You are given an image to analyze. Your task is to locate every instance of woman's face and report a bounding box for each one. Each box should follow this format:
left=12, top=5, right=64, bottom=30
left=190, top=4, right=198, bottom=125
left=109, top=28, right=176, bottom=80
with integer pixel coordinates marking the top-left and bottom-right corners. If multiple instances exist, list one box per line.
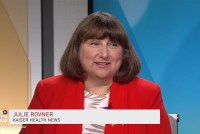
left=79, top=38, right=123, bottom=81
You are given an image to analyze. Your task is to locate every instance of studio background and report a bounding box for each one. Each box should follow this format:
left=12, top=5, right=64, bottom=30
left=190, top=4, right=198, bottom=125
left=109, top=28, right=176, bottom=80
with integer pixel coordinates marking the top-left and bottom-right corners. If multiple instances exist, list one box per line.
left=93, top=0, right=200, bottom=134
left=0, top=0, right=199, bottom=134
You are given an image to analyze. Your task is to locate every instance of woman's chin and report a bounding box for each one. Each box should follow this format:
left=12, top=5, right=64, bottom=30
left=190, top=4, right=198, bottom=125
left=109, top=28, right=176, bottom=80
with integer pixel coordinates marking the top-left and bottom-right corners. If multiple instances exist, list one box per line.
left=94, top=73, right=113, bottom=81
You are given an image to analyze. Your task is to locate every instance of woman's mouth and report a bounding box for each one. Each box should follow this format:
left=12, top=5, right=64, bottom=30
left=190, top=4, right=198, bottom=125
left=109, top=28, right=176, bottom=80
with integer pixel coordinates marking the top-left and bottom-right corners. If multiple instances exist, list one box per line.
left=95, top=62, right=111, bottom=68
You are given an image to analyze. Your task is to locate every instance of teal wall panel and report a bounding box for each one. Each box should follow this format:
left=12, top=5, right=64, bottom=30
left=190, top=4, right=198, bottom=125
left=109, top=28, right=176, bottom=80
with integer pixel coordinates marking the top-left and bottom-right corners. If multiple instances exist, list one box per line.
left=94, top=0, right=200, bottom=133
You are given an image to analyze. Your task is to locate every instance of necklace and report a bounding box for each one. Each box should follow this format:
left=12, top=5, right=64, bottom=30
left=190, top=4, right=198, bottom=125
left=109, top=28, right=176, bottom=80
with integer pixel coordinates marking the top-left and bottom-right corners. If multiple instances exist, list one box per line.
left=84, top=90, right=110, bottom=97
left=84, top=86, right=111, bottom=97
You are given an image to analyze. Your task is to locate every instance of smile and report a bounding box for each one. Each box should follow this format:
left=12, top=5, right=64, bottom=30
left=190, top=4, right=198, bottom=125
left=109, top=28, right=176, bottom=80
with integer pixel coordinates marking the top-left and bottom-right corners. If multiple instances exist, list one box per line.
left=95, top=62, right=111, bottom=67
left=95, top=62, right=110, bottom=65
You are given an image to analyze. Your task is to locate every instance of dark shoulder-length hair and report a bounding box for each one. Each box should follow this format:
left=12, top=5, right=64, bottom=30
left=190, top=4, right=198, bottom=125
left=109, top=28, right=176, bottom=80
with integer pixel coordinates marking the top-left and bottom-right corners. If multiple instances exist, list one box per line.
left=60, top=12, right=141, bottom=83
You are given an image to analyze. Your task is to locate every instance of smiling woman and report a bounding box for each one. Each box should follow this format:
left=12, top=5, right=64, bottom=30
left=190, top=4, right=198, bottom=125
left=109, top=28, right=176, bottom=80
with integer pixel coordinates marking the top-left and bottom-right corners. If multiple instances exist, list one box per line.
left=20, top=12, right=172, bottom=134
left=79, top=38, right=123, bottom=95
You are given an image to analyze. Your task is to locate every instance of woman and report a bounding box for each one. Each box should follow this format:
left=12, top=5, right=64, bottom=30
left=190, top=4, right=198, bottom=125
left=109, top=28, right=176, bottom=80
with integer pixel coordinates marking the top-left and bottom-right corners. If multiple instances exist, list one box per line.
left=20, top=12, right=172, bottom=134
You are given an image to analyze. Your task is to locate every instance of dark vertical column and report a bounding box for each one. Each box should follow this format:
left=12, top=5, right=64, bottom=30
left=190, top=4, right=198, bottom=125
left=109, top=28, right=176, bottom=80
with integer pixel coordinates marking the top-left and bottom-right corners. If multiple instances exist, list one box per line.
left=88, top=0, right=93, bottom=15
left=41, top=0, right=54, bottom=78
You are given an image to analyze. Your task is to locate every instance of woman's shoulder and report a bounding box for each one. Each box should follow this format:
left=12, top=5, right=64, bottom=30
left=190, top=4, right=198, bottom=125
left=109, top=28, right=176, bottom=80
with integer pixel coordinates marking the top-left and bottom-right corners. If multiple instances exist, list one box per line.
left=35, top=75, right=83, bottom=91
left=35, top=75, right=67, bottom=91
left=41, top=74, right=69, bottom=81
left=34, top=75, right=83, bottom=102
left=39, top=75, right=79, bottom=85
left=130, top=77, right=158, bottom=85
left=127, top=77, right=160, bottom=92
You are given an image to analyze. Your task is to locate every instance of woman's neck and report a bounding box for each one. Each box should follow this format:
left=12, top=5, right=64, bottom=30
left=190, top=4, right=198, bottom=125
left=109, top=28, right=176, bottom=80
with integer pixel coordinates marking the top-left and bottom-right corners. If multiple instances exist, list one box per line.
left=84, top=77, right=112, bottom=96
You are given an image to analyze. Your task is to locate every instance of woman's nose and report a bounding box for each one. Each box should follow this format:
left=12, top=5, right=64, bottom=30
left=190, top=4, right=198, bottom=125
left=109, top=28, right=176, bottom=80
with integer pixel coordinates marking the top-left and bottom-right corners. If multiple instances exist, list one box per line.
left=99, top=46, right=109, bottom=59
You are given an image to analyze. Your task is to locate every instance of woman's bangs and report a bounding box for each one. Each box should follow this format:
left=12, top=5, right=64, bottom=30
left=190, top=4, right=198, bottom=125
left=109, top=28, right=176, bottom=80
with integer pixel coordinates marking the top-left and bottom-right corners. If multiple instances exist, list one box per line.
left=83, top=25, right=124, bottom=45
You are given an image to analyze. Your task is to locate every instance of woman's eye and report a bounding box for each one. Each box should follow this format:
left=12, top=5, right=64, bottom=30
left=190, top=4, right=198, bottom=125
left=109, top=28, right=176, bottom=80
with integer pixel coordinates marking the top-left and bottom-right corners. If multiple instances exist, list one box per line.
left=109, top=43, right=118, bottom=48
left=91, top=42, right=98, bottom=45
left=90, top=42, right=99, bottom=47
